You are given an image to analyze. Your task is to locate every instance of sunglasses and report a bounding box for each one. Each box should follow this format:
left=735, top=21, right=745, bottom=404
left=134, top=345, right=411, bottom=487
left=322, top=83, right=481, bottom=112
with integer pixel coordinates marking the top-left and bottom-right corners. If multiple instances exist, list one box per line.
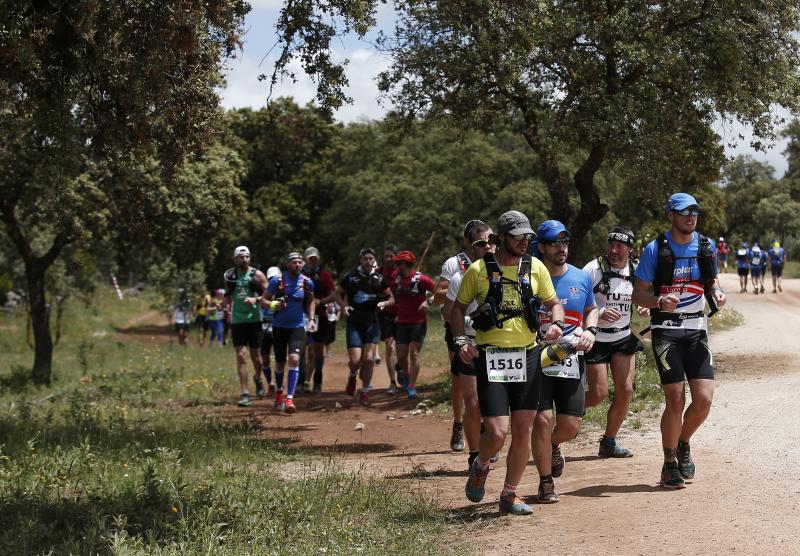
left=508, top=233, right=534, bottom=241
left=673, top=208, right=700, bottom=216
left=545, top=238, right=569, bottom=246
left=472, top=239, right=491, bottom=248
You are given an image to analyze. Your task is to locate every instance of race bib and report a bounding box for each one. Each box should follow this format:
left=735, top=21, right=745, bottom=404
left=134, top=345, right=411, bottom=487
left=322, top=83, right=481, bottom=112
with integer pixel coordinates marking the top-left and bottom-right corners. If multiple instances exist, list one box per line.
left=261, top=321, right=272, bottom=333
left=215, top=310, right=224, bottom=320
left=486, top=347, right=527, bottom=383
left=542, top=352, right=580, bottom=379
left=752, top=256, right=761, bottom=265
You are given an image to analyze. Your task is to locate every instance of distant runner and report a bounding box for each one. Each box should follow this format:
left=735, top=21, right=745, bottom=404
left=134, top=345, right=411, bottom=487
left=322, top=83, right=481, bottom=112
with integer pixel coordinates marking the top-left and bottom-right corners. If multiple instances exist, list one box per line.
left=172, top=288, right=192, bottom=346
left=389, top=250, right=436, bottom=399
left=206, top=288, right=225, bottom=347
left=749, top=242, right=764, bottom=295
left=632, top=193, right=726, bottom=490
left=194, top=288, right=211, bottom=347
left=769, top=241, right=787, bottom=293
left=735, top=242, right=749, bottom=293
left=716, top=237, right=728, bottom=273
left=224, top=246, right=268, bottom=407
left=377, top=244, right=400, bottom=394
left=302, top=247, right=337, bottom=393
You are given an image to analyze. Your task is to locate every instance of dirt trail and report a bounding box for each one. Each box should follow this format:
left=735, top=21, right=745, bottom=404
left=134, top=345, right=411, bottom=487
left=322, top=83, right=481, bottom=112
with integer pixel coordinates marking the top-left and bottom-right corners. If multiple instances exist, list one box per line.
left=125, top=276, right=800, bottom=553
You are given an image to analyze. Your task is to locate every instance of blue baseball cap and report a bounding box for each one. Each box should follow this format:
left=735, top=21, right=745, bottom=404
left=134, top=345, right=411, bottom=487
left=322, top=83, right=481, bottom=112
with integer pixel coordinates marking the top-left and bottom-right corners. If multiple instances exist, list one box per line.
left=536, top=220, right=571, bottom=242
left=666, top=193, right=700, bottom=212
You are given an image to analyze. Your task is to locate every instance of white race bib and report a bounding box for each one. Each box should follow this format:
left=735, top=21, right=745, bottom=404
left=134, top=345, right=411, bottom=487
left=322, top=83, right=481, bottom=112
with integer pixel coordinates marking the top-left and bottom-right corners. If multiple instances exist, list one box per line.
left=752, top=256, right=761, bottom=265
left=486, top=347, right=527, bottom=383
left=542, top=352, right=580, bottom=379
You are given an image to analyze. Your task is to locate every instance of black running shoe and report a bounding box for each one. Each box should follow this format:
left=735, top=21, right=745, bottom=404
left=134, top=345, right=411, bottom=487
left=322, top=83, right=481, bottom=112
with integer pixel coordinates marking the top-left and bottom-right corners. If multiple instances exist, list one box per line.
left=254, top=378, right=266, bottom=399
left=677, top=441, right=696, bottom=480
left=450, top=422, right=465, bottom=452
left=551, top=445, right=565, bottom=478
left=537, top=478, right=560, bottom=504
left=660, top=462, right=686, bottom=489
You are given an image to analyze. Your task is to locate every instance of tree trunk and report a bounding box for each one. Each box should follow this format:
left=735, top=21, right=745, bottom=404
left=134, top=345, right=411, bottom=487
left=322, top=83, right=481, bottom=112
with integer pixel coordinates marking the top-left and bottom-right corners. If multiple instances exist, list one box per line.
left=27, top=269, right=53, bottom=385
left=569, top=144, right=610, bottom=261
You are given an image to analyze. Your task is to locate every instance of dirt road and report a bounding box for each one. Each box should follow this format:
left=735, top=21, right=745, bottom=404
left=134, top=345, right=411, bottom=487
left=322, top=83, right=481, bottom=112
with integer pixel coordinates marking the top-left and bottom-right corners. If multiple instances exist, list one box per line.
left=122, top=274, right=800, bottom=553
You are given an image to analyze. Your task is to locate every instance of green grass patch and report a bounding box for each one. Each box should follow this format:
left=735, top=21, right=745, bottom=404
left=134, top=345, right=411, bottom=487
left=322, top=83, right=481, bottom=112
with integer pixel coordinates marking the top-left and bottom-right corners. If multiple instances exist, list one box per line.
left=0, top=286, right=460, bottom=555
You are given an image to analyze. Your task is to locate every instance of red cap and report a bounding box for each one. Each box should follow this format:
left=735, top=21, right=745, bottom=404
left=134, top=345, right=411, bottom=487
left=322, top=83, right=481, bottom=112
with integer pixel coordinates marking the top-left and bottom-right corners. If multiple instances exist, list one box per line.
left=393, top=250, right=416, bottom=264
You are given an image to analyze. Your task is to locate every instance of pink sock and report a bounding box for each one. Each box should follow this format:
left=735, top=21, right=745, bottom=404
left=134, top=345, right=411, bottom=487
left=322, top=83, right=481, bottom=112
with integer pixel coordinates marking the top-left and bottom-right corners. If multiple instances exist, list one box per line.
left=501, top=482, right=517, bottom=498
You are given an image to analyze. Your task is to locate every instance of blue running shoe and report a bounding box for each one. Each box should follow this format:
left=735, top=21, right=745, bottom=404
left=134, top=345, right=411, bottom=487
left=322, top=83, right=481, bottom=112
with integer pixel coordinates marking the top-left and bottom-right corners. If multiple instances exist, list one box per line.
left=465, top=462, right=489, bottom=502
left=499, top=494, right=533, bottom=515
left=407, top=387, right=418, bottom=398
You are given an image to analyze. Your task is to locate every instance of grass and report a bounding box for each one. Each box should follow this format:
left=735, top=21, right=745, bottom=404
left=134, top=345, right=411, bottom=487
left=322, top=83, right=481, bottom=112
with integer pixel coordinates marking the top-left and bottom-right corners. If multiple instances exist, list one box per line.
left=0, top=286, right=459, bottom=555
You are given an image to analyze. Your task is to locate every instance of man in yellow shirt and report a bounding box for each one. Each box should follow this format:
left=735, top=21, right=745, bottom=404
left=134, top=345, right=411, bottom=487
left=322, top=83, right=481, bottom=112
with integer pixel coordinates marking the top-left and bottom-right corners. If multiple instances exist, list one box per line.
left=451, top=210, right=564, bottom=516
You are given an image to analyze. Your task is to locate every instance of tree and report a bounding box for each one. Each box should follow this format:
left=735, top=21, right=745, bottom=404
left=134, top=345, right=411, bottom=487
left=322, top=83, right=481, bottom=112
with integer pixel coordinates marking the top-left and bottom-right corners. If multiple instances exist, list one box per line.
left=273, top=1, right=800, bottom=257
left=0, top=0, right=248, bottom=384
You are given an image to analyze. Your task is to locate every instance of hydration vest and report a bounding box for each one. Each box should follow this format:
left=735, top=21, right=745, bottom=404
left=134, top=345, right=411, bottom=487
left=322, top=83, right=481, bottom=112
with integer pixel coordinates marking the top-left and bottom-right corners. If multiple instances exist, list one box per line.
left=277, top=273, right=313, bottom=308
left=395, top=271, right=422, bottom=295
left=476, top=253, right=541, bottom=332
left=352, top=267, right=385, bottom=292
left=593, top=256, right=637, bottom=295
left=652, top=232, right=717, bottom=318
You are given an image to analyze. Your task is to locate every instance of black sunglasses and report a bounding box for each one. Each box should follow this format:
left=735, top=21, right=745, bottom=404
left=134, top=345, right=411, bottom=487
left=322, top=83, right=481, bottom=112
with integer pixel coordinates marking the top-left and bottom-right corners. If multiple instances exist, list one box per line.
left=545, top=238, right=569, bottom=246
left=673, top=207, right=700, bottom=216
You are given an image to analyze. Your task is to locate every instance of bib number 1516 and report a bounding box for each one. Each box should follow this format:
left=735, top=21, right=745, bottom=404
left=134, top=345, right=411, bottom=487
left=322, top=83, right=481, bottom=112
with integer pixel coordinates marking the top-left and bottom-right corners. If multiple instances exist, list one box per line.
left=486, top=347, right=526, bottom=383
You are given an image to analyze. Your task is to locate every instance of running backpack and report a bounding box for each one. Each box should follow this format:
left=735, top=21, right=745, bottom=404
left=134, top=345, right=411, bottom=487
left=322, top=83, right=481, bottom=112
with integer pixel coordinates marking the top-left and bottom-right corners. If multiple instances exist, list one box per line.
left=593, top=256, right=637, bottom=295
left=652, top=232, right=717, bottom=317
left=473, top=253, right=541, bottom=332
left=395, top=271, right=422, bottom=295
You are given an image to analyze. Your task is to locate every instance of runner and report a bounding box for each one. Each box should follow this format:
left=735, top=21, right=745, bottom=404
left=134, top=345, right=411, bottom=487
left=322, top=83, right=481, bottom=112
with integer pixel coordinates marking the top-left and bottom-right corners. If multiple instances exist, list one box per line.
left=582, top=227, right=647, bottom=459
left=717, top=237, right=728, bottom=272
left=206, top=288, right=225, bottom=347
left=749, top=242, right=764, bottom=295
left=377, top=244, right=400, bottom=394
left=334, top=248, right=394, bottom=404
left=261, top=252, right=316, bottom=413
left=224, top=246, right=268, bottom=407
left=259, top=267, right=282, bottom=397
left=434, top=219, right=485, bottom=451
left=632, top=193, right=726, bottom=490
left=390, top=250, right=436, bottom=399
left=302, top=247, right=337, bottom=393
left=532, top=220, right=598, bottom=503
left=194, top=288, right=211, bottom=347
left=452, top=210, right=564, bottom=516
left=445, top=223, right=496, bottom=467
left=735, top=242, right=750, bottom=293
left=172, top=288, right=192, bottom=346
left=769, top=241, right=787, bottom=293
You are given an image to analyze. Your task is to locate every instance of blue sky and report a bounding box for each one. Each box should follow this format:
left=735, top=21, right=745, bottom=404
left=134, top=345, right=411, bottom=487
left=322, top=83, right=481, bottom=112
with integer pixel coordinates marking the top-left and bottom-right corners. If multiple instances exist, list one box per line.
left=220, top=2, right=791, bottom=177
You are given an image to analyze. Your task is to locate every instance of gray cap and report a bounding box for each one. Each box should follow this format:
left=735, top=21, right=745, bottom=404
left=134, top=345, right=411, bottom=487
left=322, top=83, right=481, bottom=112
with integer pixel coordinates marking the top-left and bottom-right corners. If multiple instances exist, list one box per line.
left=497, top=210, right=535, bottom=236
left=287, top=252, right=303, bottom=262
left=304, top=246, right=320, bottom=259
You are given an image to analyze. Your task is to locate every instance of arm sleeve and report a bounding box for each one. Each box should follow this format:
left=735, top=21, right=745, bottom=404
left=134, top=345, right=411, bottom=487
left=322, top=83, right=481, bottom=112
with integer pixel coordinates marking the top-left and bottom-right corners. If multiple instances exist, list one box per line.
left=634, top=241, right=657, bottom=282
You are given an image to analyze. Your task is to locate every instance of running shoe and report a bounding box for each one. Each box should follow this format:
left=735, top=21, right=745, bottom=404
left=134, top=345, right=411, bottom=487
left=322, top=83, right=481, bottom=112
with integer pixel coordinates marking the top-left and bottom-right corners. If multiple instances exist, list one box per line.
left=359, top=391, right=370, bottom=406
left=237, top=393, right=252, bottom=407
left=773, top=289, right=778, bottom=293
left=346, top=374, right=357, bottom=396
left=677, top=441, right=696, bottom=479
left=760, top=285, right=765, bottom=293
left=387, top=382, right=398, bottom=395
left=499, top=494, right=533, bottom=516
left=284, top=397, right=297, bottom=414
left=397, top=369, right=409, bottom=390
left=660, top=461, right=685, bottom=489
left=254, top=378, right=266, bottom=399
left=598, top=438, right=634, bottom=458
left=465, top=462, right=489, bottom=502
left=312, top=383, right=322, bottom=394
left=267, top=384, right=276, bottom=398
left=779, top=284, right=783, bottom=292
left=537, top=479, right=560, bottom=504
left=551, top=445, right=565, bottom=478
left=407, top=386, right=418, bottom=399
left=274, top=391, right=285, bottom=411
left=374, top=353, right=381, bottom=365
left=450, top=422, right=465, bottom=452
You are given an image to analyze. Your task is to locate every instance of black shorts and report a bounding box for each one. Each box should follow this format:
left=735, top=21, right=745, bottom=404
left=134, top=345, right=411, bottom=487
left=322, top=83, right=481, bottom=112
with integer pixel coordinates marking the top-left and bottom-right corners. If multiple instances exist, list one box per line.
left=771, top=265, right=784, bottom=277
left=476, top=347, right=543, bottom=417
left=538, top=357, right=586, bottom=417
left=651, top=328, right=715, bottom=385
left=396, top=322, right=427, bottom=345
left=584, top=333, right=644, bottom=365
left=175, top=323, right=190, bottom=332
left=450, top=347, right=478, bottom=377
left=260, top=323, right=274, bottom=356
left=737, top=267, right=749, bottom=277
left=444, top=322, right=457, bottom=353
left=272, top=326, right=306, bottom=363
left=379, top=313, right=396, bottom=340
left=231, top=322, right=262, bottom=348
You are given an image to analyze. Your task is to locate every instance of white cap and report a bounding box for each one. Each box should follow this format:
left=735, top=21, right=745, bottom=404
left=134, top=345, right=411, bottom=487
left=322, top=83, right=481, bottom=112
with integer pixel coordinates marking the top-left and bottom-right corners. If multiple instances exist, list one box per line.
left=233, top=245, right=250, bottom=257
left=267, top=266, right=281, bottom=280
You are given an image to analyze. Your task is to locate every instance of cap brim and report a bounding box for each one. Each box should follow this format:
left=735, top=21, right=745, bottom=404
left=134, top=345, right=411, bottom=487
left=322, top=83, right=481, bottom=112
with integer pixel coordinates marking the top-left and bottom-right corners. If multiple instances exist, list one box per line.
left=505, top=226, right=535, bottom=236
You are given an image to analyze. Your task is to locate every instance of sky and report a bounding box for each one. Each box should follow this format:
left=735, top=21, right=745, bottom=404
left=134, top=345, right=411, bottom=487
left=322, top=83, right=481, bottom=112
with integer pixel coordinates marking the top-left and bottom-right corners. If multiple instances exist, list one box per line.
left=220, top=2, right=792, bottom=177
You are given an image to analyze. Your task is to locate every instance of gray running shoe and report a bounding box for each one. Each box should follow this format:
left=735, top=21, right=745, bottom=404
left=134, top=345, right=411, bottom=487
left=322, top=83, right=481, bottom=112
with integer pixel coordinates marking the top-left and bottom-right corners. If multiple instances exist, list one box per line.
left=660, top=462, right=686, bottom=489
left=537, top=479, right=560, bottom=504
left=237, top=393, right=252, bottom=407
left=598, top=438, right=633, bottom=458
left=677, top=441, right=696, bottom=479
left=450, top=422, right=465, bottom=452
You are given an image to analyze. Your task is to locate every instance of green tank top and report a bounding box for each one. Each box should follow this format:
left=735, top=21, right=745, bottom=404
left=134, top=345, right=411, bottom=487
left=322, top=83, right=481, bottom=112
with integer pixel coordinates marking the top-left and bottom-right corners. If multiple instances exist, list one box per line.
left=231, top=268, right=261, bottom=324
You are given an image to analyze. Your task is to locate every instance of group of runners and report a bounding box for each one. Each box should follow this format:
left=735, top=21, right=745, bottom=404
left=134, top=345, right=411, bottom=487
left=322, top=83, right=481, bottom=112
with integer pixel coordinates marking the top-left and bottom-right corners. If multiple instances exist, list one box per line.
left=207, top=191, right=726, bottom=515
left=170, top=288, right=229, bottom=347
left=728, top=239, right=787, bottom=294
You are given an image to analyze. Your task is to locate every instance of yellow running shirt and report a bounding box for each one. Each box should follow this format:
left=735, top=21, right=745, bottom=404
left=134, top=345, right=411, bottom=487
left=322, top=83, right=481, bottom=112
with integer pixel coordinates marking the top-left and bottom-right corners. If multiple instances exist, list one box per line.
left=456, top=257, right=556, bottom=348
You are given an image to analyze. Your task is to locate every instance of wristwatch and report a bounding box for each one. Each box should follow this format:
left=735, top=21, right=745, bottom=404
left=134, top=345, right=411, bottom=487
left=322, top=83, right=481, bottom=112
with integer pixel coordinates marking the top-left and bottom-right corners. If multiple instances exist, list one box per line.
left=585, top=326, right=598, bottom=336
left=552, top=320, right=565, bottom=330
